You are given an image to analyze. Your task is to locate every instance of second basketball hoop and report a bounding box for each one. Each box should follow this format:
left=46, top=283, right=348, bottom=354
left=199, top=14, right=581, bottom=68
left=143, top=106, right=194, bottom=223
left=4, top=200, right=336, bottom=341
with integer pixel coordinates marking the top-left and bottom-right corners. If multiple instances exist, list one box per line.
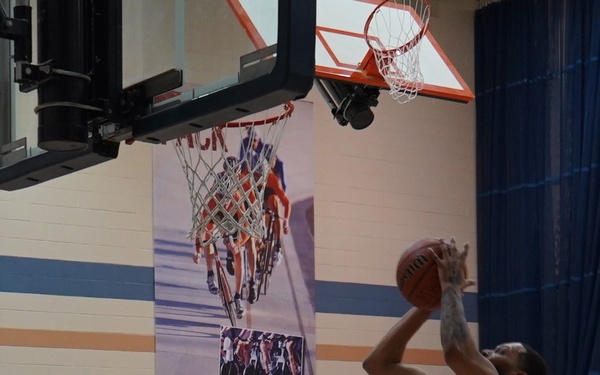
left=364, top=0, right=431, bottom=104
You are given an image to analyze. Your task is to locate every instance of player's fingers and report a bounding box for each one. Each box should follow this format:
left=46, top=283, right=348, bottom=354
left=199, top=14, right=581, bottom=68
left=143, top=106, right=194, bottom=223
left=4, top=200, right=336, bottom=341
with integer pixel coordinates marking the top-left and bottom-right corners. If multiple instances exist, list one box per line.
left=460, top=242, right=470, bottom=261
left=464, top=279, right=477, bottom=289
left=449, top=237, right=459, bottom=256
left=441, top=242, right=452, bottom=259
left=461, top=279, right=477, bottom=292
left=430, top=248, right=442, bottom=264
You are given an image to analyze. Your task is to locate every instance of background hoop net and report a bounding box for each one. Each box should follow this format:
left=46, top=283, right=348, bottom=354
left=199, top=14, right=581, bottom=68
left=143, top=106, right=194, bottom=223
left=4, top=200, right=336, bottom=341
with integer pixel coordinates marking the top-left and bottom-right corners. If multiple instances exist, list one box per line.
left=173, top=102, right=294, bottom=246
left=365, top=0, right=431, bottom=104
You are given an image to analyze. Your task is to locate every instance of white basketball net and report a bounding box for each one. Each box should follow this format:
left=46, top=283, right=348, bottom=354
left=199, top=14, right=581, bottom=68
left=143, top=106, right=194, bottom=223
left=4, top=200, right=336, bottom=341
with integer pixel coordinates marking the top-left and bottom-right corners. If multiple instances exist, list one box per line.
left=173, top=103, right=293, bottom=246
left=365, top=0, right=431, bottom=104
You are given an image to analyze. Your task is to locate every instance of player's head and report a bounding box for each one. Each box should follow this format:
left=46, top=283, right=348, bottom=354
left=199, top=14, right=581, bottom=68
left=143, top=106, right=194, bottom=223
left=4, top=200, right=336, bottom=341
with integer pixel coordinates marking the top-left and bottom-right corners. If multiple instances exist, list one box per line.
left=214, top=172, right=235, bottom=196
left=481, top=342, right=547, bottom=375
left=246, top=128, right=261, bottom=149
left=223, top=156, right=241, bottom=175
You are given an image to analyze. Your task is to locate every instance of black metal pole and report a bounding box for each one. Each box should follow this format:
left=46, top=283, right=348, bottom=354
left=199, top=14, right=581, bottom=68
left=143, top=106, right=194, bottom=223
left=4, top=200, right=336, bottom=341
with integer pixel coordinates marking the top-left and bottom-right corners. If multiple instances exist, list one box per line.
left=37, top=0, right=90, bottom=151
left=0, top=0, right=11, bottom=146
left=12, top=0, right=31, bottom=63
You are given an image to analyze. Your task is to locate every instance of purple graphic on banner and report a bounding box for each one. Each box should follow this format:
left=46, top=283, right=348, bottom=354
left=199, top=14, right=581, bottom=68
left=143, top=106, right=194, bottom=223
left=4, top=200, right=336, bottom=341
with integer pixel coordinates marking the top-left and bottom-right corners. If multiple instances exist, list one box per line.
left=219, top=325, right=305, bottom=375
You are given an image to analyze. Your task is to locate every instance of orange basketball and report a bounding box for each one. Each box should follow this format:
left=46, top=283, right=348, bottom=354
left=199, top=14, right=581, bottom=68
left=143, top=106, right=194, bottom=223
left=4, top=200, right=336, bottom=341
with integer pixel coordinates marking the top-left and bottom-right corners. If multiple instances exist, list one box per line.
left=396, top=238, right=445, bottom=311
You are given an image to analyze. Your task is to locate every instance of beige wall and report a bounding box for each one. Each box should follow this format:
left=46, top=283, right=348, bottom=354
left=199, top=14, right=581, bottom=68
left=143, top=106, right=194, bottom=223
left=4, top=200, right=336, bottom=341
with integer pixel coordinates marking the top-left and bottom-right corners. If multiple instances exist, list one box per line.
left=0, top=1, right=477, bottom=374
left=312, top=4, right=477, bottom=373
left=311, top=3, right=478, bottom=369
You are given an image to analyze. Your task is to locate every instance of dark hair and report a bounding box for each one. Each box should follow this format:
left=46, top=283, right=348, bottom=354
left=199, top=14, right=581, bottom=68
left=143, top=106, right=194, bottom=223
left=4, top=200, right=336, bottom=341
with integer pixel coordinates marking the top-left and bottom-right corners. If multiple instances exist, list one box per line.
left=519, top=344, right=548, bottom=375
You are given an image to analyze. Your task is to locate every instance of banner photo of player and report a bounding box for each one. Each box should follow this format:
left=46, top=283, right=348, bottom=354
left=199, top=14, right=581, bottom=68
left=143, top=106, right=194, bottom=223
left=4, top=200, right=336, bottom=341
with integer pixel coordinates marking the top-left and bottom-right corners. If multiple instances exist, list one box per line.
left=219, top=325, right=305, bottom=375
left=153, top=100, right=315, bottom=375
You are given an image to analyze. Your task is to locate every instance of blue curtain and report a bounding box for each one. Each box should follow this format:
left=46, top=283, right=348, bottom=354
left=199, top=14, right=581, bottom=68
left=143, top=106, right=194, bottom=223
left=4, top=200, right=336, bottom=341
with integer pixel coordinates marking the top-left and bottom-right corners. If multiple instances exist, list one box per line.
left=474, top=1, right=600, bottom=374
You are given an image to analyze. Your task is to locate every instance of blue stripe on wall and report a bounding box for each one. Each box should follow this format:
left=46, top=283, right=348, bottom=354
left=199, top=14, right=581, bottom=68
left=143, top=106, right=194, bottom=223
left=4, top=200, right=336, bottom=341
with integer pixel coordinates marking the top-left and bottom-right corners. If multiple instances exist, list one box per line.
left=0, top=256, right=154, bottom=301
left=0, top=256, right=479, bottom=317
left=316, top=280, right=478, bottom=322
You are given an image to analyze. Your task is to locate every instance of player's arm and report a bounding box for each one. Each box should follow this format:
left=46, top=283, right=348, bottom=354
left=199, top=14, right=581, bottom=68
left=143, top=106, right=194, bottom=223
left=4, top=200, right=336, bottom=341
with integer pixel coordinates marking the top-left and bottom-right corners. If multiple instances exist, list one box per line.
left=234, top=231, right=250, bottom=248
left=432, top=239, right=497, bottom=375
left=275, top=158, right=286, bottom=191
left=225, top=236, right=240, bottom=253
left=195, top=219, right=214, bottom=246
left=363, top=307, right=432, bottom=375
left=243, top=179, right=258, bottom=205
left=268, top=172, right=291, bottom=231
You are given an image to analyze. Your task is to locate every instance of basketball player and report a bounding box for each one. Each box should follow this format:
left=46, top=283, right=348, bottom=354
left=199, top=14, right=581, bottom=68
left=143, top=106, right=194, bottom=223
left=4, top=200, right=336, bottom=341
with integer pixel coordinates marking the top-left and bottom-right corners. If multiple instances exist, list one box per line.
left=234, top=329, right=253, bottom=369
left=285, top=335, right=303, bottom=375
left=259, top=331, right=276, bottom=374
left=239, top=130, right=287, bottom=191
left=260, top=146, right=291, bottom=265
left=221, top=327, right=235, bottom=364
left=363, top=238, right=548, bottom=375
left=223, top=156, right=260, bottom=304
left=193, top=162, right=255, bottom=317
left=195, top=233, right=250, bottom=319
left=239, top=128, right=263, bottom=170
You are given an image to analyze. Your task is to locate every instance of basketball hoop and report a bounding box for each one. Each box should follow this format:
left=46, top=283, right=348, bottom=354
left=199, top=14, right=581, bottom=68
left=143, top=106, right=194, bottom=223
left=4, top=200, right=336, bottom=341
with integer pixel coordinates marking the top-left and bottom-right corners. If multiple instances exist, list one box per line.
left=173, top=102, right=294, bottom=246
left=364, top=0, right=431, bottom=104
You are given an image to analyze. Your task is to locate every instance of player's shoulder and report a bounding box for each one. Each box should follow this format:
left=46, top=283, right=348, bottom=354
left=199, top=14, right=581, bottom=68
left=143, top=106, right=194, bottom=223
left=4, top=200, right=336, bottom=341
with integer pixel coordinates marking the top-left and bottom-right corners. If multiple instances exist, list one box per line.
left=267, top=169, right=279, bottom=182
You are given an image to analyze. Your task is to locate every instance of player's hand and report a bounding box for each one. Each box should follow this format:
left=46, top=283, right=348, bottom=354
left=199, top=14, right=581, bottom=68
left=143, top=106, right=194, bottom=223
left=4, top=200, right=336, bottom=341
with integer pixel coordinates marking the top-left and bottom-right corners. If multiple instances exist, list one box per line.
left=254, top=237, right=264, bottom=251
left=431, top=237, right=476, bottom=292
left=283, top=219, right=290, bottom=234
left=193, top=238, right=202, bottom=264
left=225, top=240, right=241, bottom=255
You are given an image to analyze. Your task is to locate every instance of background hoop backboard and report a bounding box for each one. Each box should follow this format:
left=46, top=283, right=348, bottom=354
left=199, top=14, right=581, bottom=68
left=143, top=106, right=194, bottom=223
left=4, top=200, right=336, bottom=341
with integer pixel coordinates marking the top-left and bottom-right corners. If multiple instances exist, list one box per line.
left=231, top=0, right=474, bottom=102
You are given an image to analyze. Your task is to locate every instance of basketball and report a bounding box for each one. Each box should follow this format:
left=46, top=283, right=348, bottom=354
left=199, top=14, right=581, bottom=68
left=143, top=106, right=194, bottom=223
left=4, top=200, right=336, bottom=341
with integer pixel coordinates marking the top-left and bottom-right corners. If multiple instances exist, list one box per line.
left=396, top=238, right=445, bottom=311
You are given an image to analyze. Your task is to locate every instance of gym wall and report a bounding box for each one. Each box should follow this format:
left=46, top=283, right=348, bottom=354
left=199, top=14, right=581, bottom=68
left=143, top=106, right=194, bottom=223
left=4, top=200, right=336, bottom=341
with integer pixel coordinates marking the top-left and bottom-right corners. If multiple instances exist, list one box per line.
left=0, top=1, right=477, bottom=374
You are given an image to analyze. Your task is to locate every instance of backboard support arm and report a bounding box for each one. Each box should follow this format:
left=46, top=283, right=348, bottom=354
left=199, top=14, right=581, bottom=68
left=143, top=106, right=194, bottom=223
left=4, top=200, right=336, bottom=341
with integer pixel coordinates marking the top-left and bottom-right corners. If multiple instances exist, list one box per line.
left=314, top=78, right=380, bottom=130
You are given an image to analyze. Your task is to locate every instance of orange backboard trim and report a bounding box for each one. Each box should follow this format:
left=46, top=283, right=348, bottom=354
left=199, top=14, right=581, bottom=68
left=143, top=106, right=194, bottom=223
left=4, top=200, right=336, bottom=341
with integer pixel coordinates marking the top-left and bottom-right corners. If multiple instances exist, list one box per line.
left=226, top=0, right=268, bottom=49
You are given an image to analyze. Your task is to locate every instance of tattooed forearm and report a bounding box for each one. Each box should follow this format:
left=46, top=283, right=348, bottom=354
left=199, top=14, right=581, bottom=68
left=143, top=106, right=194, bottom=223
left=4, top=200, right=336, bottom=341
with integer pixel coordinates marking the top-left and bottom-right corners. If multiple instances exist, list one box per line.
left=440, top=286, right=470, bottom=352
